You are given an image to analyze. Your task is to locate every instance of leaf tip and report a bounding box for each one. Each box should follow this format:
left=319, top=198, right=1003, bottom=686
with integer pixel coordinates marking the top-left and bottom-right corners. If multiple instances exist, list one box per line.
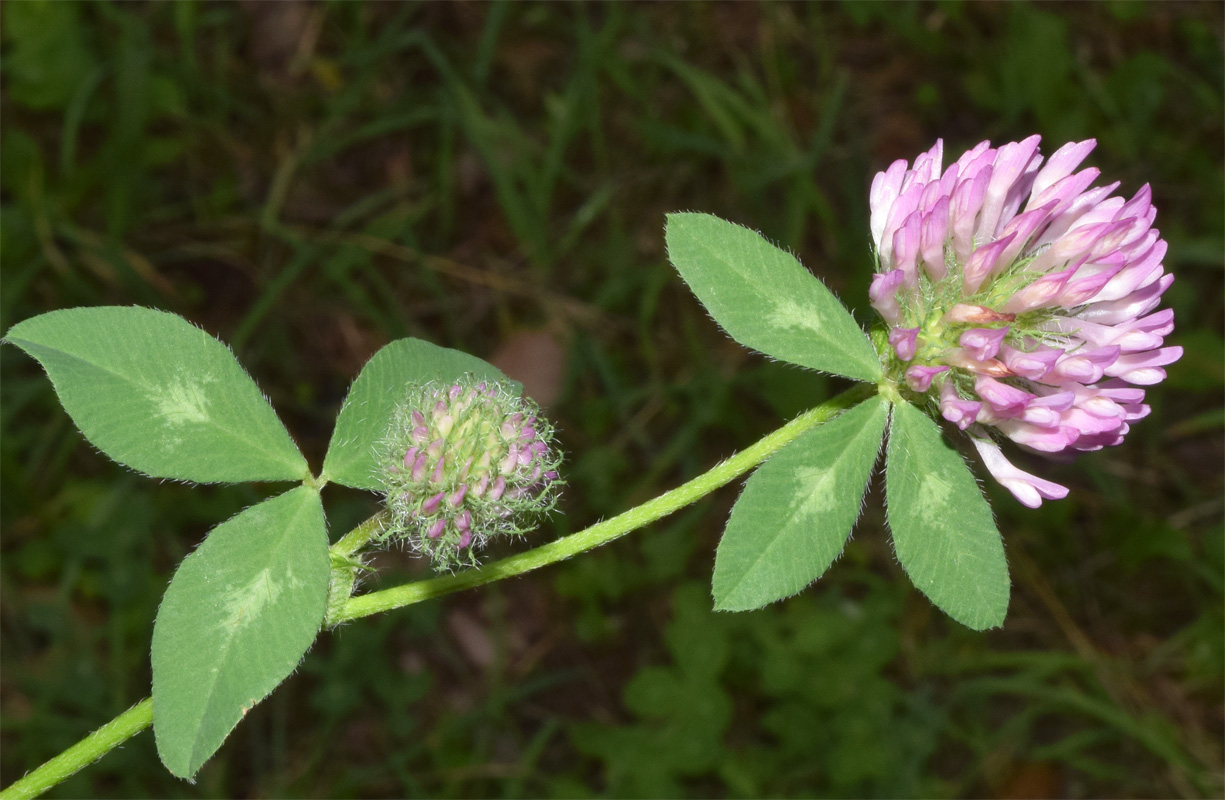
left=711, top=583, right=770, bottom=614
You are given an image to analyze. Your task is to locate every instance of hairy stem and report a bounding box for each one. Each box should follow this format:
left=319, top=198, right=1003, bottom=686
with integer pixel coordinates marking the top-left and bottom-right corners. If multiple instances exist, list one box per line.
left=328, top=384, right=869, bottom=624
left=0, top=699, right=153, bottom=800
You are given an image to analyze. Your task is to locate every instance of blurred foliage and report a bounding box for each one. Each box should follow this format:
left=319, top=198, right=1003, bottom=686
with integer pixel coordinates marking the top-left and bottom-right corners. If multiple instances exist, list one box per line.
left=2, top=1, right=1222, bottom=797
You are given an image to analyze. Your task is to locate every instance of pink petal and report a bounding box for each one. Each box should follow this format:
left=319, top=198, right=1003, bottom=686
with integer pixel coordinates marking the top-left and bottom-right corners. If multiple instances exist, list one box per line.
left=1020, top=391, right=1076, bottom=427
left=951, top=166, right=992, bottom=263
left=1084, top=236, right=1165, bottom=304
left=869, top=269, right=908, bottom=324
left=919, top=197, right=951, bottom=280
left=940, top=381, right=981, bottom=429
left=1000, top=344, right=1061, bottom=380
left=1000, top=268, right=1074, bottom=314
left=1079, top=272, right=1173, bottom=325
left=891, top=211, right=923, bottom=284
left=905, top=364, right=948, bottom=392
left=1036, top=182, right=1120, bottom=246
left=975, top=375, right=1033, bottom=418
left=1027, top=219, right=1121, bottom=274
left=959, top=327, right=1010, bottom=361
left=1105, top=346, right=1184, bottom=385
left=977, top=135, right=1042, bottom=240
left=880, top=182, right=926, bottom=270
left=996, top=201, right=1058, bottom=266
left=970, top=435, right=1069, bottom=508
left=995, top=419, right=1080, bottom=452
left=1047, top=346, right=1120, bottom=384
left=963, top=233, right=1018, bottom=295
left=1027, top=139, right=1097, bottom=202
left=889, top=327, right=920, bottom=361
left=870, top=159, right=910, bottom=249
left=1053, top=257, right=1127, bottom=306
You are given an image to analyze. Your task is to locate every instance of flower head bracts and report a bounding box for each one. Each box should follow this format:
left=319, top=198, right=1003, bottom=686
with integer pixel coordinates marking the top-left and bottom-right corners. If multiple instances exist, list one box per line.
left=380, top=377, right=562, bottom=570
left=869, top=136, right=1181, bottom=507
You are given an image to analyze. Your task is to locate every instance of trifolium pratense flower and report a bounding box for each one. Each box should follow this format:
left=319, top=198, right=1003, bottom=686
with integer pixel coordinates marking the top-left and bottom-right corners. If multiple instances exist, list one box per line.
left=868, top=136, right=1180, bottom=507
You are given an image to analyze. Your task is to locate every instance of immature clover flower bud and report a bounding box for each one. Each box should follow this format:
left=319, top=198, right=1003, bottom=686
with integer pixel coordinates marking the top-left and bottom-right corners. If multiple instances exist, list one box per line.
left=380, top=377, right=562, bottom=571
left=869, top=136, right=1181, bottom=508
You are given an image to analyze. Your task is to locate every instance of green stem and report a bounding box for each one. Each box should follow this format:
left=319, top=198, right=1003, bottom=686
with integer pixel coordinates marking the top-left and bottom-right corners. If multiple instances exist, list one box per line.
left=3, top=385, right=871, bottom=798
left=332, top=511, right=387, bottom=558
left=328, top=384, right=870, bottom=624
left=324, top=512, right=387, bottom=623
left=0, top=699, right=153, bottom=800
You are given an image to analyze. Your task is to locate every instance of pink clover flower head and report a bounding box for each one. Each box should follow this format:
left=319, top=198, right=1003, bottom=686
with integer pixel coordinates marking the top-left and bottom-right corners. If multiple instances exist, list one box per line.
left=869, top=136, right=1180, bottom=506
left=381, top=376, right=562, bottom=571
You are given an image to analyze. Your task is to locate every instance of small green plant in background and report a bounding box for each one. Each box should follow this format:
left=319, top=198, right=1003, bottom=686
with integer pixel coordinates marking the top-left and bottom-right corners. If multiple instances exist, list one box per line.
left=2, top=132, right=1187, bottom=796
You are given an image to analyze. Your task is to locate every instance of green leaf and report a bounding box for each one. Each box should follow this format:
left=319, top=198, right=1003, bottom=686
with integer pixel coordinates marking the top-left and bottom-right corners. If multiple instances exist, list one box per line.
left=665, top=212, right=881, bottom=382
left=322, top=337, right=515, bottom=491
left=713, top=396, right=889, bottom=611
left=151, top=486, right=330, bottom=779
left=4, top=307, right=307, bottom=482
left=885, top=401, right=1009, bottom=630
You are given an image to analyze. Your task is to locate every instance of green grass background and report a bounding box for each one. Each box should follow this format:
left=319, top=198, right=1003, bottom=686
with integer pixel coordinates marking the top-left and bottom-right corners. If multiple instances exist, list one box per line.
left=2, top=1, right=1222, bottom=797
